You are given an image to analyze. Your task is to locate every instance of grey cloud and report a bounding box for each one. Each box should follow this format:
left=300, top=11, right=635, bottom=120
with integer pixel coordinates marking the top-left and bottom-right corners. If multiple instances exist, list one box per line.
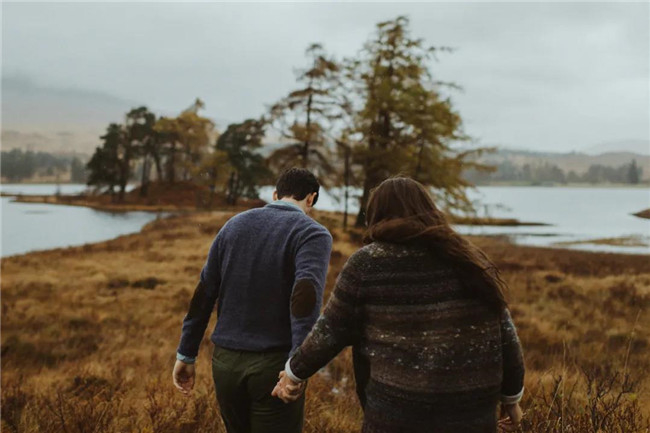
left=2, top=1, right=648, bottom=152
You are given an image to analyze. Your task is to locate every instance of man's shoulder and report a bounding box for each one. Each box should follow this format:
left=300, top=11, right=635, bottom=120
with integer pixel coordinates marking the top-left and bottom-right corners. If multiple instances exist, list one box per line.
left=216, top=207, right=266, bottom=235
left=225, top=206, right=331, bottom=239
left=226, top=206, right=267, bottom=223
left=298, top=217, right=332, bottom=245
left=268, top=207, right=331, bottom=236
left=304, top=217, right=331, bottom=235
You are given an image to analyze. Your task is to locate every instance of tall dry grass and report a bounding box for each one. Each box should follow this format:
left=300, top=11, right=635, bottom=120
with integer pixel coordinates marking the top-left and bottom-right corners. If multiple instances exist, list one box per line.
left=2, top=209, right=649, bottom=432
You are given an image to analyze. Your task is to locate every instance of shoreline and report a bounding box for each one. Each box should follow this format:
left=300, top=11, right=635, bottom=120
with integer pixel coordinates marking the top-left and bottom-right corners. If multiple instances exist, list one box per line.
left=555, top=235, right=649, bottom=248
left=4, top=192, right=649, bottom=257
left=1, top=193, right=258, bottom=214
left=3, top=193, right=548, bottom=226
left=472, top=182, right=650, bottom=188
left=2, top=193, right=194, bottom=213
left=633, top=208, right=650, bottom=220
left=4, top=207, right=649, bottom=261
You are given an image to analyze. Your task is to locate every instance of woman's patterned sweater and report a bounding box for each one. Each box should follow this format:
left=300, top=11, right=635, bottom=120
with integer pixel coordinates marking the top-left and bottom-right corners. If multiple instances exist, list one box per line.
left=289, top=241, right=525, bottom=433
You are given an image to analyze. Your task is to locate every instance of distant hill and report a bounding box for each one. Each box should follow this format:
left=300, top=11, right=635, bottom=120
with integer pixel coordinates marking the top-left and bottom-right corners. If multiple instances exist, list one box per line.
left=1, top=75, right=145, bottom=154
left=583, top=139, right=650, bottom=156
left=481, top=149, right=650, bottom=176
left=468, top=148, right=650, bottom=184
left=1, top=75, right=231, bottom=155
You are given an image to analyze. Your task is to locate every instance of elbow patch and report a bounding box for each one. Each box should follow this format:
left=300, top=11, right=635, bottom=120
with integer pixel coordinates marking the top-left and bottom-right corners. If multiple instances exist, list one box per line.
left=187, top=280, right=209, bottom=318
left=291, top=279, right=317, bottom=318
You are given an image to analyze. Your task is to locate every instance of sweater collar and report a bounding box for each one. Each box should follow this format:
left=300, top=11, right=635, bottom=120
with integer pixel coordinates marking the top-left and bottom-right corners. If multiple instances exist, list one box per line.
left=267, top=200, right=304, bottom=213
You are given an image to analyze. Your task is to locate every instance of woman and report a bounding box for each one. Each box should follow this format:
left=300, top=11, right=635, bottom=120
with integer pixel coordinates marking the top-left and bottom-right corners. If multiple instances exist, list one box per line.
left=272, top=177, right=525, bottom=433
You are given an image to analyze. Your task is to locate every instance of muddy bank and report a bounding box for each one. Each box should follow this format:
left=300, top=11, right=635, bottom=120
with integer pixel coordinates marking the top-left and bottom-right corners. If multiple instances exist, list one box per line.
left=633, top=208, right=650, bottom=219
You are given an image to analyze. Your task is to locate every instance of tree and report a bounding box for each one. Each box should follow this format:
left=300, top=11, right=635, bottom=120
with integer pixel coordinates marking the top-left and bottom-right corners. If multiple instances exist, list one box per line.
left=154, top=116, right=180, bottom=183
left=86, top=123, right=121, bottom=197
left=1, top=149, right=36, bottom=181
left=268, top=43, right=349, bottom=184
left=114, top=124, right=136, bottom=202
left=124, top=106, right=158, bottom=196
left=567, top=170, right=580, bottom=183
left=217, top=119, right=271, bottom=205
left=154, top=99, right=216, bottom=184
left=70, top=157, right=86, bottom=183
left=347, top=16, right=492, bottom=225
left=405, top=91, right=494, bottom=208
left=335, top=138, right=354, bottom=230
left=628, top=159, right=640, bottom=184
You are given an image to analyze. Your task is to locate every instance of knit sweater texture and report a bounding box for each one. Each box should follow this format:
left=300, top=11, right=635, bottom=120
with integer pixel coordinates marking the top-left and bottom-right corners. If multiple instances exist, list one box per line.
left=289, top=241, right=525, bottom=433
left=177, top=202, right=332, bottom=359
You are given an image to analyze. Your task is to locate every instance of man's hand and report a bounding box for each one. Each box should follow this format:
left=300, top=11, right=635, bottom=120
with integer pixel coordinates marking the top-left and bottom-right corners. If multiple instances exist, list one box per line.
left=172, top=360, right=196, bottom=396
left=498, top=402, right=523, bottom=432
left=271, top=371, right=305, bottom=403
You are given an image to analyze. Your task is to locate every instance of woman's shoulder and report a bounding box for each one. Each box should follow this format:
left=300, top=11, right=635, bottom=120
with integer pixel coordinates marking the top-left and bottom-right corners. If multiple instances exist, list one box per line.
left=347, top=242, right=431, bottom=269
left=349, top=242, right=394, bottom=261
left=358, top=241, right=430, bottom=257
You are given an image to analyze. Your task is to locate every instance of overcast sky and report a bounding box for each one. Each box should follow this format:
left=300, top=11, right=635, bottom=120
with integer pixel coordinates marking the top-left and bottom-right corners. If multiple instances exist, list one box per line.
left=2, top=1, right=649, bottom=152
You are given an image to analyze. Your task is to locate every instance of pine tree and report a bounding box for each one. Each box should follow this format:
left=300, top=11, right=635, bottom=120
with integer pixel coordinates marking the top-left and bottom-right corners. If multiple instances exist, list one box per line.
left=154, top=99, right=216, bottom=184
left=86, top=123, right=121, bottom=197
left=124, top=106, right=157, bottom=196
left=268, top=43, right=349, bottom=185
left=217, top=119, right=271, bottom=205
left=70, top=157, right=86, bottom=183
left=347, top=16, right=493, bottom=225
left=628, top=159, right=640, bottom=184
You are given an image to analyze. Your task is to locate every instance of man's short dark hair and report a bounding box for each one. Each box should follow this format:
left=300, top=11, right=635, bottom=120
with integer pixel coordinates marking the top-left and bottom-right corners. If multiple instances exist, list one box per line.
left=276, top=168, right=320, bottom=205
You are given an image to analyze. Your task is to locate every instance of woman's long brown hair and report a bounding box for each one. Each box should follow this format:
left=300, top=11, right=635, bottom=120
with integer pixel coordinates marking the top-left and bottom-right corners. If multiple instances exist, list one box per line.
left=364, top=176, right=508, bottom=311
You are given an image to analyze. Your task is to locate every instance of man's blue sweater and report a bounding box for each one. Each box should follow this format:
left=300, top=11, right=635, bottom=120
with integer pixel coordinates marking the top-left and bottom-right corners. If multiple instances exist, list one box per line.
left=177, top=202, right=332, bottom=362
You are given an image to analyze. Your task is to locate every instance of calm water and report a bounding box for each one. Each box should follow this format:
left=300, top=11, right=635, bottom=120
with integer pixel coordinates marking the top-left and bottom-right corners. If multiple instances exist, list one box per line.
left=460, top=186, right=650, bottom=254
left=2, top=184, right=649, bottom=257
left=261, top=185, right=650, bottom=254
left=1, top=184, right=163, bottom=257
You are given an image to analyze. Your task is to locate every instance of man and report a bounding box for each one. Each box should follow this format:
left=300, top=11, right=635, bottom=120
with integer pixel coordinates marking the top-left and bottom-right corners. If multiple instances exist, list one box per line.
left=172, top=167, right=333, bottom=433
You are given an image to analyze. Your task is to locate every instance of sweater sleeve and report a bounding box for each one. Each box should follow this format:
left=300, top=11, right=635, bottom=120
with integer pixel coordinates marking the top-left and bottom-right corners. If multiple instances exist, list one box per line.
left=287, top=251, right=363, bottom=381
left=176, top=232, right=222, bottom=360
left=500, top=308, right=525, bottom=404
left=289, top=226, right=333, bottom=355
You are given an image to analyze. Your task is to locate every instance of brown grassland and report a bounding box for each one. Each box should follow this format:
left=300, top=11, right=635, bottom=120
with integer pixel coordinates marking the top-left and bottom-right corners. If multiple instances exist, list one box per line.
left=1, top=207, right=650, bottom=432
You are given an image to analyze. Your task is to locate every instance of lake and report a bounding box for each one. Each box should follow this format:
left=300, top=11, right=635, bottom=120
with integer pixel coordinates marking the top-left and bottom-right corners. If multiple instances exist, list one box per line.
left=460, top=186, right=650, bottom=254
left=260, top=185, right=650, bottom=255
left=2, top=184, right=649, bottom=257
left=1, top=183, right=164, bottom=257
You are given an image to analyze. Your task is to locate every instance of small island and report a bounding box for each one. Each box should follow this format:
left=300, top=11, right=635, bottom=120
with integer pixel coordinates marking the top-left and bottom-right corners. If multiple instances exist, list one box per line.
left=3, top=185, right=547, bottom=227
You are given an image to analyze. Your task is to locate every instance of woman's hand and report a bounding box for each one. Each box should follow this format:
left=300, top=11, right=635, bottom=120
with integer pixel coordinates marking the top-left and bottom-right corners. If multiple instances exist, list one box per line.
left=172, top=360, right=195, bottom=396
left=498, top=402, right=523, bottom=431
left=271, top=371, right=305, bottom=403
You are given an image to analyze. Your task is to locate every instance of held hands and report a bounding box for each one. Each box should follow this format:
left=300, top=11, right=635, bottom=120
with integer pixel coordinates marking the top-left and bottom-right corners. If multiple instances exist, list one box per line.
left=271, top=371, right=306, bottom=403
left=498, top=402, right=523, bottom=432
left=172, top=359, right=196, bottom=396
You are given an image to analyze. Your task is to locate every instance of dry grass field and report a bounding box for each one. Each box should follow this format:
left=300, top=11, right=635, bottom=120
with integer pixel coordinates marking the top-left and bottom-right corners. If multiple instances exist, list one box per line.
left=2, top=208, right=649, bottom=432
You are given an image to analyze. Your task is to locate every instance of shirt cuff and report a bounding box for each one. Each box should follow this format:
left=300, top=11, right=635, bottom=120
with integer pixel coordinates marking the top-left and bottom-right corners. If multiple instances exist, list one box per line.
left=176, top=352, right=196, bottom=364
left=500, top=387, right=524, bottom=405
left=284, top=358, right=306, bottom=383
